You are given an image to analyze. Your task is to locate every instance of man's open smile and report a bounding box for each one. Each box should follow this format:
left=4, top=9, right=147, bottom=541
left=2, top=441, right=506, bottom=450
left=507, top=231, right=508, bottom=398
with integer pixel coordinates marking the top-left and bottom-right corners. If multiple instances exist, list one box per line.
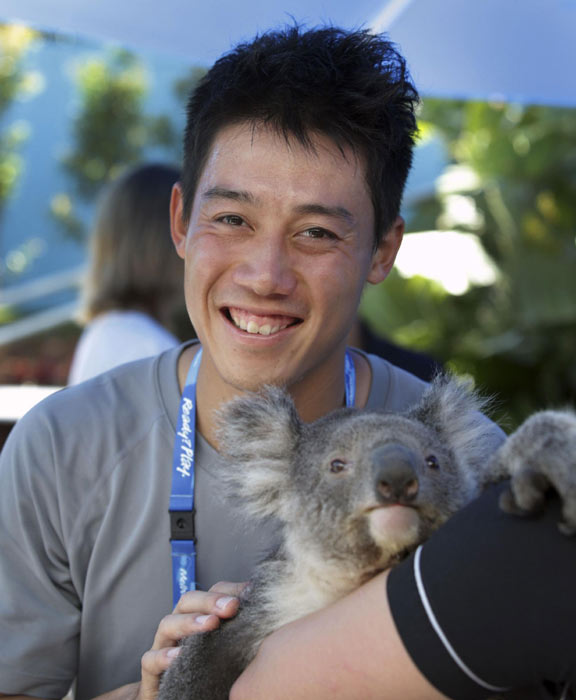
left=224, top=307, right=303, bottom=337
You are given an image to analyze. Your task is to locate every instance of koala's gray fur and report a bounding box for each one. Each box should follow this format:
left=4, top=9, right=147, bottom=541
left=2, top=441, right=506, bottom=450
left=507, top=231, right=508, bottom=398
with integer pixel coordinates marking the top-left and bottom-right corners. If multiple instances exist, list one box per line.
left=492, top=409, right=576, bottom=536
left=159, top=374, right=508, bottom=700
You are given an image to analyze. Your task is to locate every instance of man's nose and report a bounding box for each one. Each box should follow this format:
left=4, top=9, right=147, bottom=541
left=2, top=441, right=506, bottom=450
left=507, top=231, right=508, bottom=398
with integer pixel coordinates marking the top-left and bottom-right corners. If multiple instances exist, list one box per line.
left=233, top=235, right=297, bottom=296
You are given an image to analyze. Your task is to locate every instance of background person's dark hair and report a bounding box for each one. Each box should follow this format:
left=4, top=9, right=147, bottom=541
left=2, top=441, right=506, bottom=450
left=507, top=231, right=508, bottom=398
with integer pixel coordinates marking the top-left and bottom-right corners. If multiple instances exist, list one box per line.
left=80, top=163, right=183, bottom=328
left=181, top=24, right=419, bottom=246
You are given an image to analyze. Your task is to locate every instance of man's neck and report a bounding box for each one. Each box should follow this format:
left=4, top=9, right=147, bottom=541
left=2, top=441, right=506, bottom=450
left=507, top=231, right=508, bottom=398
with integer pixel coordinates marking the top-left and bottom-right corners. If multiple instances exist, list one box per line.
left=177, top=344, right=372, bottom=450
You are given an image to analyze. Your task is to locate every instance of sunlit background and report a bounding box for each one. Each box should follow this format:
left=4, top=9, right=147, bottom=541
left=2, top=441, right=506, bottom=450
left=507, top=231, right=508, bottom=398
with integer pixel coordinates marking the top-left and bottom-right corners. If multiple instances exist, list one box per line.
left=0, top=0, right=575, bottom=428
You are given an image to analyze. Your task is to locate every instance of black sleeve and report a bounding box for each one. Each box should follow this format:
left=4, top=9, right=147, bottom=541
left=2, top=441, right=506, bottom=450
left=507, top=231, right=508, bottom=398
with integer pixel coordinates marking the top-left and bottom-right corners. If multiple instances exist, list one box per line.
left=387, top=483, right=576, bottom=700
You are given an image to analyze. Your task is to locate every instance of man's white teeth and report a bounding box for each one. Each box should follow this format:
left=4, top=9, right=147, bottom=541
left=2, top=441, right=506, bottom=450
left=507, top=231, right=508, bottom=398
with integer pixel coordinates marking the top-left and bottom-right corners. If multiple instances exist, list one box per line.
left=245, top=321, right=281, bottom=335
left=231, top=313, right=285, bottom=336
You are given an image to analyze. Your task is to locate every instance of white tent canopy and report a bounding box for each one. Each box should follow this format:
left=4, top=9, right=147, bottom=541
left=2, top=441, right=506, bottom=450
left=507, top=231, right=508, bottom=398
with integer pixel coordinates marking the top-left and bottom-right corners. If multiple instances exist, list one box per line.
left=1, top=0, right=576, bottom=107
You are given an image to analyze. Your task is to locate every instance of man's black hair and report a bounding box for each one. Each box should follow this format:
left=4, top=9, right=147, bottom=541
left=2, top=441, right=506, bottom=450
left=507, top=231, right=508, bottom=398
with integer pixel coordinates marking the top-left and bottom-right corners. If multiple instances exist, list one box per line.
left=181, top=24, right=419, bottom=246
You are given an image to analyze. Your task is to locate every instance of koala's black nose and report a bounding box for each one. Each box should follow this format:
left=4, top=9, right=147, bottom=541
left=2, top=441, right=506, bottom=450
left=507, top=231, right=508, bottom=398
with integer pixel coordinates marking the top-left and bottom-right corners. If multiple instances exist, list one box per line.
left=371, top=443, right=419, bottom=505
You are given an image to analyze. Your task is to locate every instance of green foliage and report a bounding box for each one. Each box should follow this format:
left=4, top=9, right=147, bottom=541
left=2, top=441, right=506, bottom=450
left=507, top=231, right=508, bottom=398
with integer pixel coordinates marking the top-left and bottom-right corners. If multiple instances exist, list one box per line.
left=0, top=24, right=38, bottom=211
left=62, top=49, right=149, bottom=200
left=54, top=50, right=206, bottom=240
left=0, top=24, right=38, bottom=115
left=362, top=100, right=576, bottom=427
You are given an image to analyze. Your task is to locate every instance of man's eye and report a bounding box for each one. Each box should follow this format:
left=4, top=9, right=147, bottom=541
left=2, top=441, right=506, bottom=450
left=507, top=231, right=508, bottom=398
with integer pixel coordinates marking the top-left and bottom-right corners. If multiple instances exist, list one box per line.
left=302, top=227, right=336, bottom=240
left=217, top=214, right=244, bottom=226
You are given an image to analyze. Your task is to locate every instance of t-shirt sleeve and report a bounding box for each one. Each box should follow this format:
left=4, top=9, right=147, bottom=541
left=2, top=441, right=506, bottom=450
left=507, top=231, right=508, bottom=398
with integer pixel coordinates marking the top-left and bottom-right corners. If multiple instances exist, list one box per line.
left=0, top=409, right=80, bottom=697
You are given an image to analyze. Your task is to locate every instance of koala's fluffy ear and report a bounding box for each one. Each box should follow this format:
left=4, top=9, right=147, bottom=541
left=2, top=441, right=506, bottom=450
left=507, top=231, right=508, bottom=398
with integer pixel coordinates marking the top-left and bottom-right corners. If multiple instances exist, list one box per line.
left=407, top=373, right=505, bottom=480
left=215, top=386, right=301, bottom=520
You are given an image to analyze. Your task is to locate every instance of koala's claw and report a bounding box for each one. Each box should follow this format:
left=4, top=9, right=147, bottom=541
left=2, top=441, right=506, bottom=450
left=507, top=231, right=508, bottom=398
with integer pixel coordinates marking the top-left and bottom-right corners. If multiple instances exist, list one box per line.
left=507, top=468, right=550, bottom=514
left=493, top=410, right=576, bottom=537
left=500, top=477, right=576, bottom=536
left=498, top=487, right=540, bottom=518
left=558, top=520, right=576, bottom=537
left=558, top=495, right=576, bottom=536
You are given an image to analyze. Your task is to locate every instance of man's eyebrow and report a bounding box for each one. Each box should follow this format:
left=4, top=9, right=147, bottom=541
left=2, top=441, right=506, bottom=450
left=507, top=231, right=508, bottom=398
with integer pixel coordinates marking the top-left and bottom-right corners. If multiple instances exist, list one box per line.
left=202, top=186, right=256, bottom=204
left=202, top=188, right=356, bottom=226
left=294, top=203, right=356, bottom=227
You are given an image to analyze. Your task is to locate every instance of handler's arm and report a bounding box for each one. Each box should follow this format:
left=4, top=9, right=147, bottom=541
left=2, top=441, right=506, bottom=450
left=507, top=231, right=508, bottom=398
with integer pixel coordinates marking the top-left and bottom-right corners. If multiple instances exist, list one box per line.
left=233, top=483, right=576, bottom=700
left=230, top=569, right=449, bottom=700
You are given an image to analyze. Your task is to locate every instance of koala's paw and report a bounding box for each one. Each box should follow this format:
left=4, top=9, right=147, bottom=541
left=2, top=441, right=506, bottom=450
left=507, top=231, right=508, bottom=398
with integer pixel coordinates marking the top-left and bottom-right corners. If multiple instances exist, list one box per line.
left=499, top=469, right=549, bottom=516
left=497, top=410, right=576, bottom=536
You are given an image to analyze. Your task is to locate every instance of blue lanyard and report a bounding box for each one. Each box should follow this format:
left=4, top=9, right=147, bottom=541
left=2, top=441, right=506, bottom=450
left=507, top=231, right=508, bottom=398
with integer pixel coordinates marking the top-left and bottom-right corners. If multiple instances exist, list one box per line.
left=169, top=346, right=356, bottom=606
left=169, top=347, right=203, bottom=606
left=344, top=349, right=356, bottom=409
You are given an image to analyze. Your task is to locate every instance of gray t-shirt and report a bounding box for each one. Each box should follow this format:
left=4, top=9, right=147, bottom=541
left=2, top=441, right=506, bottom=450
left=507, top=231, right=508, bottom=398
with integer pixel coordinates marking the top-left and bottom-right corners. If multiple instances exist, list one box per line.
left=0, top=342, right=440, bottom=699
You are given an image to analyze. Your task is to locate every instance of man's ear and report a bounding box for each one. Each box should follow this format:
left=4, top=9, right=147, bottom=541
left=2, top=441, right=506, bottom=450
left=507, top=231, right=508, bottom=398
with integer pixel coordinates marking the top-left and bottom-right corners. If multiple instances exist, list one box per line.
left=170, top=182, right=188, bottom=260
left=366, top=215, right=404, bottom=285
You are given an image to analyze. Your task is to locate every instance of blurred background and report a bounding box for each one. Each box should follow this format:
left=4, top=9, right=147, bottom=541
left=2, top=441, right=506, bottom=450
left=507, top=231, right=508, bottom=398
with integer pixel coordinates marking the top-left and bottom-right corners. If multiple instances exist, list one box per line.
left=0, top=0, right=575, bottom=432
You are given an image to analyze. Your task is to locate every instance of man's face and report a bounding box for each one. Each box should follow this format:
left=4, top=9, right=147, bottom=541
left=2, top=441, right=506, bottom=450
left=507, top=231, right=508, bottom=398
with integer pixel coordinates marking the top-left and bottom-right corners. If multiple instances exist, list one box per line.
left=171, top=122, right=401, bottom=397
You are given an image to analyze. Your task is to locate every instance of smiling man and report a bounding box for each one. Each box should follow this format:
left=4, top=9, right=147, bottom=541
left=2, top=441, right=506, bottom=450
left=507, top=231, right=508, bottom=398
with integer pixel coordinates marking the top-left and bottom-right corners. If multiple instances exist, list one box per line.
left=0, top=24, right=505, bottom=700
left=171, top=123, right=402, bottom=442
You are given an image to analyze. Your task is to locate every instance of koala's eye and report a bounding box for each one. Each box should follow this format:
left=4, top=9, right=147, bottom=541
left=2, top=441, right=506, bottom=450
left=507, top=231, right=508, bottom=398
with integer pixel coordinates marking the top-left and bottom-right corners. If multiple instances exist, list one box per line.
left=425, top=454, right=440, bottom=470
left=330, top=459, right=348, bottom=474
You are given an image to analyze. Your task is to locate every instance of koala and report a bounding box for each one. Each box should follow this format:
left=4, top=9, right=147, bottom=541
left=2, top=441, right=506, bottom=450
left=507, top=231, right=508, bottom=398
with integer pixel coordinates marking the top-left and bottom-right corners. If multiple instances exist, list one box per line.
left=159, top=373, right=507, bottom=700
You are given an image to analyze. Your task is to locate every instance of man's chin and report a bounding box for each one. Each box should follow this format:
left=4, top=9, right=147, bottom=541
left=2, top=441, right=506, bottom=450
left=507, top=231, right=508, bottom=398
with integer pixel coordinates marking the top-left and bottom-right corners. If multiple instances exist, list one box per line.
left=223, top=372, right=292, bottom=395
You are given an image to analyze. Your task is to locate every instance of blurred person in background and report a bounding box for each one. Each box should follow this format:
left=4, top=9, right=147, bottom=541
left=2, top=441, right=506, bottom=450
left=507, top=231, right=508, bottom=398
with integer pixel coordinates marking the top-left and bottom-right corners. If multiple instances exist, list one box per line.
left=68, top=163, right=186, bottom=384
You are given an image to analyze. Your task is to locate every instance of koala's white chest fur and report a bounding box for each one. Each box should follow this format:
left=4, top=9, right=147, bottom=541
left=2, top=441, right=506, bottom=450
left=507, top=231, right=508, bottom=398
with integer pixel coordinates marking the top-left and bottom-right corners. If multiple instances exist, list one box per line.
left=260, top=534, right=369, bottom=631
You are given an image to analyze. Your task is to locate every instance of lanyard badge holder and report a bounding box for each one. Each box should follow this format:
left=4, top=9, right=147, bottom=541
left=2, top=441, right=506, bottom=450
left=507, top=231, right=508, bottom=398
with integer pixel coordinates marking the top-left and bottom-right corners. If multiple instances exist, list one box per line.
left=170, top=347, right=203, bottom=606
left=169, top=346, right=355, bottom=608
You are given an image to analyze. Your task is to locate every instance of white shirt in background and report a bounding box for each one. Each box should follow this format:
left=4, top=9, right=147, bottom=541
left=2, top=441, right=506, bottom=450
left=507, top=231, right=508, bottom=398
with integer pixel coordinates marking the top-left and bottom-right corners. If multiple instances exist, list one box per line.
left=68, top=310, right=179, bottom=384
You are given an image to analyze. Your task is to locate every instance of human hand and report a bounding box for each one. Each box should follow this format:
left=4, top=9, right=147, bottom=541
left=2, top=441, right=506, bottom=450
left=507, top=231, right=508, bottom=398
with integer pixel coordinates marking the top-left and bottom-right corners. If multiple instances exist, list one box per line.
left=495, top=410, right=576, bottom=535
left=139, top=581, right=246, bottom=700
